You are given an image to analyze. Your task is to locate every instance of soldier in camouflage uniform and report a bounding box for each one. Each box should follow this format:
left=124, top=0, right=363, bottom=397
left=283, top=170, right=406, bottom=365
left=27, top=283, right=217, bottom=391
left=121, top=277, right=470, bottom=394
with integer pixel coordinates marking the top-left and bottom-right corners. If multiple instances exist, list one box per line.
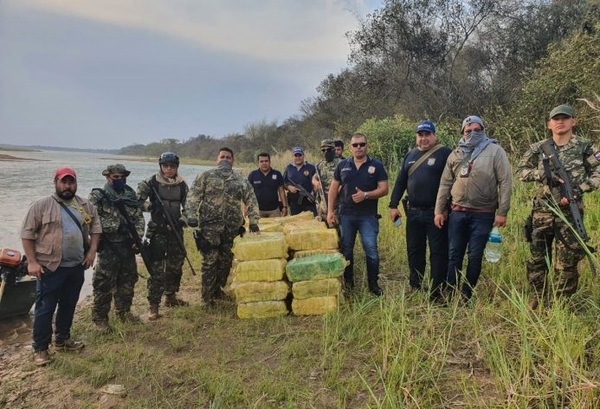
left=517, top=105, right=600, bottom=309
left=186, top=147, right=260, bottom=307
left=137, top=152, right=194, bottom=321
left=89, top=164, right=145, bottom=332
left=313, top=139, right=342, bottom=221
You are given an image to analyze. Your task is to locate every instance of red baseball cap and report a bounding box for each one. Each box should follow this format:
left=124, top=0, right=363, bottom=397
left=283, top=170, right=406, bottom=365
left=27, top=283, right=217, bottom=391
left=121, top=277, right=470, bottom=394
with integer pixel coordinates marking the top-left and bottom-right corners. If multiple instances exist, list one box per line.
left=54, top=167, right=77, bottom=181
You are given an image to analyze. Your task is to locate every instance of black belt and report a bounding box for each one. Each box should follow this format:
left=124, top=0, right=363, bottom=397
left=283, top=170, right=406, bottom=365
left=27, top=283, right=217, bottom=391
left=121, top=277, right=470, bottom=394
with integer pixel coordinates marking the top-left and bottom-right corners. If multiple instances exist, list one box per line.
left=407, top=204, right=434, bottom=211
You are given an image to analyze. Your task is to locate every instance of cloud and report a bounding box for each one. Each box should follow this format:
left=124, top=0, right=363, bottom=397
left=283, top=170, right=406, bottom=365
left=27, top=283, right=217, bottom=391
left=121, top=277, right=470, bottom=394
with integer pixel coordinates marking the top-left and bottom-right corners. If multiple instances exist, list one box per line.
left=13, top=0, right=370, bottom=63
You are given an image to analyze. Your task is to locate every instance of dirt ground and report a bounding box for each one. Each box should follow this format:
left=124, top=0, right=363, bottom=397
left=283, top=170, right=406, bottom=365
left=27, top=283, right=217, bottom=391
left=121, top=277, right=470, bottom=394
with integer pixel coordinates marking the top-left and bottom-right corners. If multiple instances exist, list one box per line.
left=0, top=297, right=117, bottom=409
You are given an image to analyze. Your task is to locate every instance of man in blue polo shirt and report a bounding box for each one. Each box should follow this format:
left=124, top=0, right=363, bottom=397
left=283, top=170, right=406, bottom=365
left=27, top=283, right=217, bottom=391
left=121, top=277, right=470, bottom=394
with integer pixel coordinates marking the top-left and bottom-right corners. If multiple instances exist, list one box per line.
left=283, top=147, right=317, bottom=216
left=327, top=133, right=389, bottom=295
left=248, top=152, right=288, bottom=217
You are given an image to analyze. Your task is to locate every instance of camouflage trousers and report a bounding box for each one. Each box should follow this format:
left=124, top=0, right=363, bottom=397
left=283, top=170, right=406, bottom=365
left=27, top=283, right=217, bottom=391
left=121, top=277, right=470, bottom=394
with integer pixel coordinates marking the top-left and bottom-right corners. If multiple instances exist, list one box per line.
left=198, top=226, right=237, bottom=303
left=526, top=209, right=585, bottom=297
left=92, top=242, right=139, bottom=322
left=147, top=231, right=186, bottom=305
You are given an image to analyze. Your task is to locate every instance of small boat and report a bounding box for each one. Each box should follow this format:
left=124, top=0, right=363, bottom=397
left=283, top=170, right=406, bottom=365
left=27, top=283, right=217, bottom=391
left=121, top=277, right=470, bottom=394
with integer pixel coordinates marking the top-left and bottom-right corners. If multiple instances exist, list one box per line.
left=0, top=248, right=36, bottom=320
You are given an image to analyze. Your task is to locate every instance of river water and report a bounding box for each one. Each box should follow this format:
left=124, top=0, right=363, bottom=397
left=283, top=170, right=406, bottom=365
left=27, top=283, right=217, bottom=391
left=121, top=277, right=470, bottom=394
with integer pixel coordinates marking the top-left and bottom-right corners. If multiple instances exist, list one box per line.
left=0, top=148, right=209, bottom=345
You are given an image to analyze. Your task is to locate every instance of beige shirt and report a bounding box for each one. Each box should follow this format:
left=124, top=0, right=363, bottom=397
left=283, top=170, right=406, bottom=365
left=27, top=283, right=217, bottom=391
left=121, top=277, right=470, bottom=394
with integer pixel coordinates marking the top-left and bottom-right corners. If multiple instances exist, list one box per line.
left=435, top=143, right=512, bottom=216
left=20, top=194, right=102, bottom=271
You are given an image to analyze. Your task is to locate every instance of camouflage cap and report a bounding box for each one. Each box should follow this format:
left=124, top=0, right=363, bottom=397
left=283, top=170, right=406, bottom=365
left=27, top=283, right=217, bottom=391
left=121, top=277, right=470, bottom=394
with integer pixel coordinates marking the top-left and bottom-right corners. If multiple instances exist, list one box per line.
left=102, top=164, right=131, bottom=177
left=320, top=139, right=335, bottom=148
left=549, top=104, right=574, bottom=119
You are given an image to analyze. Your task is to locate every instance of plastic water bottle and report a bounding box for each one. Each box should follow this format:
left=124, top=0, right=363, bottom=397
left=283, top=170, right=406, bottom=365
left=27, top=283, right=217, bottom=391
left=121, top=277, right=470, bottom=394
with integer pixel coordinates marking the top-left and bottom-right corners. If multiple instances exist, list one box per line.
left=484, top=226, right=503, bottom=263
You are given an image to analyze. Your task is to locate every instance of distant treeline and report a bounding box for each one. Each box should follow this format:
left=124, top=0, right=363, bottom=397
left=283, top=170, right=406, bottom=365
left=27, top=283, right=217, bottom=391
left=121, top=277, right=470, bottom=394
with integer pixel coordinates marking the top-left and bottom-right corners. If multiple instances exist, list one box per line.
left=119, top=0, right=600, bottom=168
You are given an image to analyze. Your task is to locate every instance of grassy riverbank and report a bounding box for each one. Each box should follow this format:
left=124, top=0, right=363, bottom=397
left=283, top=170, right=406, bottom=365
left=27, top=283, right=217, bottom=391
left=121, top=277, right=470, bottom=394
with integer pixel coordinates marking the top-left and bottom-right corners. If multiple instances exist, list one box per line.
left=2, top=180, right=600, bottom=408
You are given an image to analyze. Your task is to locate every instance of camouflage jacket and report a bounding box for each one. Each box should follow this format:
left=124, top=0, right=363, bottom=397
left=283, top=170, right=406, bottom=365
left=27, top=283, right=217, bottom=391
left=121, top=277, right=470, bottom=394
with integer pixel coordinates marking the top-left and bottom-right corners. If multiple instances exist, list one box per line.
left=186, top=165, right=260, bottom=228
left=517, top=136, right=600, bottom=207
left=316, top=157, right=342, bottom=195
left=89, top=184, right=145, bottom=240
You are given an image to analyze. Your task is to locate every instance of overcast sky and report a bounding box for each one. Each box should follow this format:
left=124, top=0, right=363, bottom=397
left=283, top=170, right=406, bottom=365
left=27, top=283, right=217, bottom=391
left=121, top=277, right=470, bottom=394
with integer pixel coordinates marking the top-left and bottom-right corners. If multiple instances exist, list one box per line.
left=0, top=0, right=380, bottom=150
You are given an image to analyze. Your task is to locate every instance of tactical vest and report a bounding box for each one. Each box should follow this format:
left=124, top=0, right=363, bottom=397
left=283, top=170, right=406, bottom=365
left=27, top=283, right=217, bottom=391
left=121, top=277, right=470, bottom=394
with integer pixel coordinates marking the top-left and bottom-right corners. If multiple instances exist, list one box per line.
left=148, top=176, right=186, bottom=231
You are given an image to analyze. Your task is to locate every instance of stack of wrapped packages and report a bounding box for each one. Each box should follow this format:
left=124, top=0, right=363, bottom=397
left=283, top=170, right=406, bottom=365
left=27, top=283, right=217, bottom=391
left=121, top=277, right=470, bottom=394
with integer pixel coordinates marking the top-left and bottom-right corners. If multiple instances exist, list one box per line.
left=286, top=252, right=346, bottom=315
left=283, top=218, right=345, bottom=316
left=231, top=232, right=290, bottom=319
left=231, top=212, right=346, bottom=318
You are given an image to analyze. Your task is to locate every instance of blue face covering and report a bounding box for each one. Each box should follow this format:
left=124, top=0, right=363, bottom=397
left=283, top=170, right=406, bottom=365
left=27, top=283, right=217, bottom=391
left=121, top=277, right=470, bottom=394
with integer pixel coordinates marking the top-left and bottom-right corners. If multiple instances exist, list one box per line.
left=112, top=178, right=127, bottom=192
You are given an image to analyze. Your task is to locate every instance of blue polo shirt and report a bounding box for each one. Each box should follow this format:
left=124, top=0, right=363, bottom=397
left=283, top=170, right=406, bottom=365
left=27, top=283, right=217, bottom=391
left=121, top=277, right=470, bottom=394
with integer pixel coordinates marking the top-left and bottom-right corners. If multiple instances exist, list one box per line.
left=283, top=162, right=316, bottom=203
left=248, top=168, right=284, bottom=211
left=334, top=156, right=388, bottom=216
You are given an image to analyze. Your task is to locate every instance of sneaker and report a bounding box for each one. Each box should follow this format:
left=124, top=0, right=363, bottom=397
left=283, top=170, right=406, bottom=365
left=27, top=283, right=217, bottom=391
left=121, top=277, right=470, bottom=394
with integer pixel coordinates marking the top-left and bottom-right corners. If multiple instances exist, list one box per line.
left=34, top=350, right=52, bottom=366
left=54, top=338, right=85, bottom=351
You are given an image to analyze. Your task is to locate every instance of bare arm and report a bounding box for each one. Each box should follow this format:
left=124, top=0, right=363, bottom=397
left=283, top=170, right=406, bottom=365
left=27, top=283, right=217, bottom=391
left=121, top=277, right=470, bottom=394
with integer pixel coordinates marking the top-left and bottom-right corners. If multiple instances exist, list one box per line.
left=326, top=179, right=341, bottom=227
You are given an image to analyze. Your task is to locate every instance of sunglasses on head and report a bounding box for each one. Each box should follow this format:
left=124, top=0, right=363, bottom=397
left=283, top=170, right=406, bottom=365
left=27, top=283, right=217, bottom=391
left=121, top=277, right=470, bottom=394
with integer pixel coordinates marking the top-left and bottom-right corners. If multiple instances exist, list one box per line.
left=351, top=142, right=367, bottom=148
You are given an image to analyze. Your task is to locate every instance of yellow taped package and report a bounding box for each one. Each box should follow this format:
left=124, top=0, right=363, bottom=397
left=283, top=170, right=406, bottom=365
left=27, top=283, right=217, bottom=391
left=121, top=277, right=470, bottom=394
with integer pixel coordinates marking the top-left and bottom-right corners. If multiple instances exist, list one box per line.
left=292, top=296, right=339, bottom=316
left=282, top=220, right=326, bottom=234
left=293, top=249, right=341, bottom=258
left=237, top=301, right=289, bottom=319
left=232, top=232, right=288, bottom=261
left=257, top=212, right=316, bottom=233
left=292, top=278, right=342, bottom=299
left=259, top=223, right=283, bottom=233
left=285, top=226, right=339, bottom=251
left=232, top=258, right=287, bottom=282
left=233, top=281, right=290, bottom=303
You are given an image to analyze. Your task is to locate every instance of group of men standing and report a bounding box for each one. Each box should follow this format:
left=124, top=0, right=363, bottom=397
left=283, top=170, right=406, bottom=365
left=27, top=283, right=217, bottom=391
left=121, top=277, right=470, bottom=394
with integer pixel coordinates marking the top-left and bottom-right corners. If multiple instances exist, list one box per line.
left=20, top=103, right=600, bottom=367
left=21, top=148, right=261, bottom=366
left=389, top=105, right=600, bottom=309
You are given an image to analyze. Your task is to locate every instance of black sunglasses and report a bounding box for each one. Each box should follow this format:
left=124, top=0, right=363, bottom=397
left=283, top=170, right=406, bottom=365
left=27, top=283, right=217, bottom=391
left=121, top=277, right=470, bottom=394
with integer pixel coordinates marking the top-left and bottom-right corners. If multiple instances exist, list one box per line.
left=351, top=142, right=367, bottom=148
left=294, top=153, right=303, bottom=157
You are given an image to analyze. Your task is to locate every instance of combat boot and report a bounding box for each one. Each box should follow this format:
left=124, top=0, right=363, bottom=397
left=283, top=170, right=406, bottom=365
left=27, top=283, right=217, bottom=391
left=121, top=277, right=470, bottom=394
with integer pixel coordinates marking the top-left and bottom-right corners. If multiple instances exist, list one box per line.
left=164, top=293, right=189, bottom=307
left=116, top=310, right=142, bottom=324
left=148, top=304, right=161, bottom=321
left=93, top=319, right=114, bottom=334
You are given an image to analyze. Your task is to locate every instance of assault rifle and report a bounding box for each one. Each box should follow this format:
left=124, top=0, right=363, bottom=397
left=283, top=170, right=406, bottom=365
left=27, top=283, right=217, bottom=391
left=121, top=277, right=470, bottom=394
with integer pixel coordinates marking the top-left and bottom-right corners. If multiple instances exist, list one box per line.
left=149, top=185, right=197, bottom=276
left=92, top=188, right=152, bottom=278
left=540, top=140, right=596, bottom=274
left=314, top=167, right=328, bottom=211
left=287, top=179, right=316, bottom=205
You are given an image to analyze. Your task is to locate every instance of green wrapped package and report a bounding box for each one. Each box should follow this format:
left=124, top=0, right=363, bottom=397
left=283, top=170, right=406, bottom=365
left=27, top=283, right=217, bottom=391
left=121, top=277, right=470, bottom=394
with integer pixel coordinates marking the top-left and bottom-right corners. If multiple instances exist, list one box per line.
left=285, top=253, right=346, bottom=282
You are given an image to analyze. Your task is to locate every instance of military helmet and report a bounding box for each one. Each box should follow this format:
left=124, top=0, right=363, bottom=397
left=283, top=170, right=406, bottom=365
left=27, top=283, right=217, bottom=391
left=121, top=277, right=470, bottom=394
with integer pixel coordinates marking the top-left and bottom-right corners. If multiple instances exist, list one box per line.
left=159, top=152, right=179, bottom=166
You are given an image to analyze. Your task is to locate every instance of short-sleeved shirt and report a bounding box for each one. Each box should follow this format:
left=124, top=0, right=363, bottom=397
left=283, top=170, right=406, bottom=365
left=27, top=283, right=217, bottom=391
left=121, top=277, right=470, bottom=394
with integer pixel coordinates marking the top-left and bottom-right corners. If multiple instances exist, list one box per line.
left=283, top=162, right=316, bottom=205
left=248, top=168, right=284, bottom=211
left=334, top=156, right=388, bottom=216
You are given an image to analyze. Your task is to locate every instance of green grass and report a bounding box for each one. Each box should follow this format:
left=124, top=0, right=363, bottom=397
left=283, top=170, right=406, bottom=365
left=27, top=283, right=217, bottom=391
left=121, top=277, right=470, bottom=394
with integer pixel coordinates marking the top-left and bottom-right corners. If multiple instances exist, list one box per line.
left=3, top=178, right=600, bottom=408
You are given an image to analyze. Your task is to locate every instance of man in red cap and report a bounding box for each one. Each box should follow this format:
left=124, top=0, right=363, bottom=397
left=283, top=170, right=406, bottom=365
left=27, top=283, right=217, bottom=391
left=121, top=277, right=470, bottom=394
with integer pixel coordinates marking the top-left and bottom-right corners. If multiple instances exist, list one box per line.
left=21, top=167, right=102, bottom=366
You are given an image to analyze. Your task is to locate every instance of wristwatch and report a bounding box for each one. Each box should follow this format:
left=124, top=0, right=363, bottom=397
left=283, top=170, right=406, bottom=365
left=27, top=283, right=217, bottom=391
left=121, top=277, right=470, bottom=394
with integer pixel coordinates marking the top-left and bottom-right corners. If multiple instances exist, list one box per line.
left=364, top=192, right=369, bottom=200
